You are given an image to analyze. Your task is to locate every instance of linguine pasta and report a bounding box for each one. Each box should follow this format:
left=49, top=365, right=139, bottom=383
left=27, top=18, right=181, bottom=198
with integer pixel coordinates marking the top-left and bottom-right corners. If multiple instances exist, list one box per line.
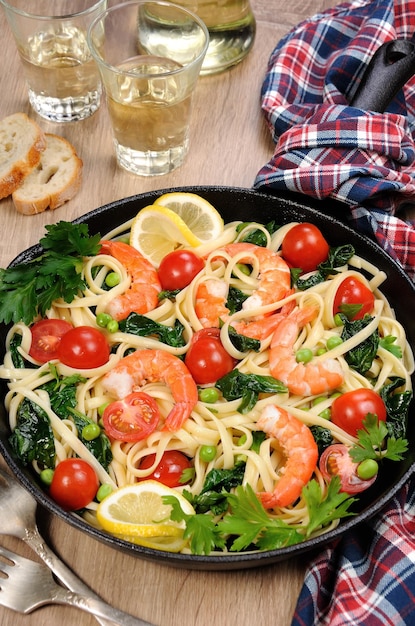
left=0, top=218, right=413, bottom=549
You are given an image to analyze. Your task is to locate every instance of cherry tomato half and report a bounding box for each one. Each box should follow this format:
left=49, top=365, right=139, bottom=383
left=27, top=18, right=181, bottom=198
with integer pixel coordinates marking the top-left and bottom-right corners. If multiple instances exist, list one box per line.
left=333, top=276, right=375, bottom=320
left=158, top=250, right=204, bottom=291
left=331, top=388, right=387, bottom=437
left=29, top=319, right=73, bottom=363
left=281, top=223, right=329, bottom=273
left=49, top=458, right=99, bottom=511
left=103, top=392, right=160, bottom=442
left=57, top=326, right=110, bottom=369
left=138, top=450, right=192, bottom=487
left=319, top=444, right=377, bottom=494
left=185, top=328, right=236, bottom=384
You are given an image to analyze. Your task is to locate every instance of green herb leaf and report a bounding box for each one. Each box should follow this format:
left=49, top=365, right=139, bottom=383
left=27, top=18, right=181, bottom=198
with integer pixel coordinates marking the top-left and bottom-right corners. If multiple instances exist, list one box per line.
left=349, top=414, right=408, bottom=463
left=119, top=313, right=185, bottom=347
left=379, top=336, right=402, bottom=358
left=304, top=476, right=357, bottom=536
left=0, top=222, right=101, bottom=325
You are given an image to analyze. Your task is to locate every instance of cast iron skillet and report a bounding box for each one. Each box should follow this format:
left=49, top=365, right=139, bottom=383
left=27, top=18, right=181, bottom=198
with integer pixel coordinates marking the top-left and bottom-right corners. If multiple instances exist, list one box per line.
left=0, top=185, right=414, bottom=571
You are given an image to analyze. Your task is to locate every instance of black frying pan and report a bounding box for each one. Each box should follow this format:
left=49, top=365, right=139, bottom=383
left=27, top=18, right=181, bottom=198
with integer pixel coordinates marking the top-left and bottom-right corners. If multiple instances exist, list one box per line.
left=0, top=185, right=414, bottom=570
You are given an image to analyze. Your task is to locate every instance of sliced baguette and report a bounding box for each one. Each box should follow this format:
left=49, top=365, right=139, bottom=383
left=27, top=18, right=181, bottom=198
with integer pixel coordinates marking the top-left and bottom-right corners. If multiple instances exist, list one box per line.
left=0, top=112, right=46, bottom=199
left=12, top=133, right=83, bottom=215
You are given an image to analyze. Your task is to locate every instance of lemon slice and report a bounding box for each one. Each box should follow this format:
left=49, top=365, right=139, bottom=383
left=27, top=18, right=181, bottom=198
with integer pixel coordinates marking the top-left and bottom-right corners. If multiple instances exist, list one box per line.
left=154, top=192, right=224, bottom=244
left=116, top=535, right=188, bottom=553
left=130, top=204, right=201, bottom=266
left=96, top=480, right=195, bottom=540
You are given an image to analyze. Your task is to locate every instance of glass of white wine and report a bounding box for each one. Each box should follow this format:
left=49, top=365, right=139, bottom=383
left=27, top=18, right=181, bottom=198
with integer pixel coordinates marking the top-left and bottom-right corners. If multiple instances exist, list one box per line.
left=1, top=0, right=107, bottom=122
left=87, top=0, right=209, bottom=176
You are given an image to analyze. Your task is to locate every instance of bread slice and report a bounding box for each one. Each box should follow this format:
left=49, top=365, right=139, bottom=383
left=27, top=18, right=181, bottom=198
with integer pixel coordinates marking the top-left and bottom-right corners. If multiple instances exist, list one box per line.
left=12, top=133, right=83, bottom=215
left=0, top=112, right=46, bottom=199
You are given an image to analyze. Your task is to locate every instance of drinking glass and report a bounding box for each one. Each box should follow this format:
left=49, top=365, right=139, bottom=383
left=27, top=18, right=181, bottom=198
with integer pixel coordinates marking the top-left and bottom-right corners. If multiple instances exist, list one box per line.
left=1, top=0, right=106, bottom=122
left=87, top=0, right=209, bottom=176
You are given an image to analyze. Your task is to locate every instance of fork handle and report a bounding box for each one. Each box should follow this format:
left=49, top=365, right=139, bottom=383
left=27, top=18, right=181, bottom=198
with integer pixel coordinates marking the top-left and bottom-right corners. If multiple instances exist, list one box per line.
left=24, top=526, right=153, bottom=626
left=52, top=586, right=153, bottom=626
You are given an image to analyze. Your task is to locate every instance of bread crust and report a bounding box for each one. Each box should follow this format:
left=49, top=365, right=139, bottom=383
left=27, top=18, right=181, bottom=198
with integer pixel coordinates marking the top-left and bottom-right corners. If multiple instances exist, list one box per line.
left=0, top=113, right=46, bottom=199
left=12, top=133, right=83, bottom=215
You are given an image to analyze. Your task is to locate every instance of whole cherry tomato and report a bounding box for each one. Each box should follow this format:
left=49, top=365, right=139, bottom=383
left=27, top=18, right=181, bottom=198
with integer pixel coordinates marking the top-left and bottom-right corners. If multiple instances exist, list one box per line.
left=57, top=326, right=110, bottom=369
left=319, top=444, right=377, bottom=494
left=331, top=388, right=387, bottom=437
left=333, top=276, right=375, bottom=320
left=49, top=458, right=99, bottom=511
left=185, top=328, right=236, bottom=384
left=138, top=450, right=192, bottom=487
left=29, top=319, right=73, bottom=363
left=103, top=392, right=160, bottom=442
left=281, top=223, right=329, bottom=273
left=158, top=250, right=204, bottom=290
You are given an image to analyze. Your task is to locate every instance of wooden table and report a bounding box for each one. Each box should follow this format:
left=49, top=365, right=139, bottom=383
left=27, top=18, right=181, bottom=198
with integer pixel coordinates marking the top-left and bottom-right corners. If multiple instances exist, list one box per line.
left=0, top=1, right=337, bottom=624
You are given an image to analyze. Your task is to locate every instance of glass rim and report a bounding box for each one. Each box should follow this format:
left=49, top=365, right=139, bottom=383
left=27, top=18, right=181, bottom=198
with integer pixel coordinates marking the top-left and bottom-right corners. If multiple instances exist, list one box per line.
left=0, top=0, right=107, bottom=21
left=87, top=0, right=209, bottom=79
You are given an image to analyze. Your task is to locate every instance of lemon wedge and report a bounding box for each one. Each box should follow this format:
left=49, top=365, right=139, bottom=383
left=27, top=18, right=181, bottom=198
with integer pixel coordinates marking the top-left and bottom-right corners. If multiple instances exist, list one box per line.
left=154, top=192, right=224, bottom=244
left=97, top=480, right=195, bottom=543
left=130, top=204, right=201, bottom=266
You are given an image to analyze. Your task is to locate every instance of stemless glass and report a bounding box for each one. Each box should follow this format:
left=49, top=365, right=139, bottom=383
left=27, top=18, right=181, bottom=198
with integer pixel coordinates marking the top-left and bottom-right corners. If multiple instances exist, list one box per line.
left=1, top=0, right=107, bottom=122
left=87, top=0, right=209, bottom=176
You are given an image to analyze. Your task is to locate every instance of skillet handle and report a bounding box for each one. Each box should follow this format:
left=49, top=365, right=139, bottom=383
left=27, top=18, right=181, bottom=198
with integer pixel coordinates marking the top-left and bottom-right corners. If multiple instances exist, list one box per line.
left=350, top=39, right=415, bottom=112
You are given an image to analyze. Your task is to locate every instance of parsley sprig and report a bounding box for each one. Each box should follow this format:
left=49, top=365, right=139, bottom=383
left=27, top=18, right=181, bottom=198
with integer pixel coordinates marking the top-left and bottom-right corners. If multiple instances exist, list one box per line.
left=0, top=222, right=101, bottom=325
left=165, top=478, right=357, bottom=555
left=349, top=414, right=408, bottom=463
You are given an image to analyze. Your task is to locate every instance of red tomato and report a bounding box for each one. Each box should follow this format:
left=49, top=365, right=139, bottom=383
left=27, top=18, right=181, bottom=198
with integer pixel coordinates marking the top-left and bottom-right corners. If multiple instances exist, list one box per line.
left=103, top=392, right=160, bottom=442
left=333, top=276, right=375, bottom=320
left=138, top=450, right=192, bottom=487
left=331, top=388, right=387, bottom=437
left=57, top=326, right=110, bottom=369
left=158, top=250, right=204, bottom=290
left=49, top=458, right=99, bottom=511
left=319, top=444, right=377, bottom=494
left=185, top=328, right=236, bottom=384
left=281, top=223, right=329, bottom=273
left=29, top=319, right=73, bottom=363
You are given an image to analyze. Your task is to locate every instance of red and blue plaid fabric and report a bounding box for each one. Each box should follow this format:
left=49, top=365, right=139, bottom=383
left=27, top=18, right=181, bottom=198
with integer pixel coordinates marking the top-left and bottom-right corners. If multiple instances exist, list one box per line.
left=253, top=0, right=415, bottom=280
left=252, top=1, right=415, bottom=622
left=292, top=474, right=415, bottom=625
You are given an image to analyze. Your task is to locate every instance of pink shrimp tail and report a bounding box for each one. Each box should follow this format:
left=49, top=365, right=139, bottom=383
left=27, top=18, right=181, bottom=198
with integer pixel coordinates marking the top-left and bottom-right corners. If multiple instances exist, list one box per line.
left=256, top=405, right=318, bottom=509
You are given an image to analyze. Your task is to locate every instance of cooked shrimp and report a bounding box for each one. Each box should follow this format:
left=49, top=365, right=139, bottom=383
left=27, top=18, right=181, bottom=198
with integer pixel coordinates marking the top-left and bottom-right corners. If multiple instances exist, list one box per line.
left=195, top=243, right=291, bottom=338
left=102, top=349, right=198, bottom=431
left=256, top=404, right=318, bottom=508
left=269, top=307, right=344, bottom=396
left=100, top=240, right=161, bottom=321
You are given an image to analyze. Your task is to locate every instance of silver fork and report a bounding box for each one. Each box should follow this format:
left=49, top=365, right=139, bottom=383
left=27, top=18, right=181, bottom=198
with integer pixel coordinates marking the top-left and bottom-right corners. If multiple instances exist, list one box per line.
left=0, top=544, right=148, bottom=625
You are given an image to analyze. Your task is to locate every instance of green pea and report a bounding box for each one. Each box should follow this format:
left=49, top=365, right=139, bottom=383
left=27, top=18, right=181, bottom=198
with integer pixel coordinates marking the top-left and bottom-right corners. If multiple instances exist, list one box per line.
left=82, top=422, right=101, bottom=441
left=40, top=468, right=54, bottom=486
left=106, top=319, right=119, bottom=333
left=96, top=483, right=113, bottom=502
left=199, top=445, right=217, bottom=462
left=236, top=263, right=251, bottom=276
left=295, top=348, right=313, bottom=363
left=96, top=312, right=112, bottom=328
left=316, top=347, right=327, bottom=356
left=327, top=335, right=343, bottom=350
left=334, top=313, right=343, bottom=327
left=98, top=402, right=110, bottom=417
left=318, top=408, right=331, bottom=420
left=237, top=434, right=247, bottom=446
left=198, top=387, right=219, bottom=403
left=357, top=459, right=379, bottom=480
left=312, top=396, right=326, bottom=406
left=105, top=272, right=121, bottom=287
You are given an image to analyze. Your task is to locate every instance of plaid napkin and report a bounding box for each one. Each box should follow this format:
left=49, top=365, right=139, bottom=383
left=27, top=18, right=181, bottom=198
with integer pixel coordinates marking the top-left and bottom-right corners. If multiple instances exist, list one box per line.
left=252, top=0, right=415, bottom=623
left=253, top=0, right=415, bottom=281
